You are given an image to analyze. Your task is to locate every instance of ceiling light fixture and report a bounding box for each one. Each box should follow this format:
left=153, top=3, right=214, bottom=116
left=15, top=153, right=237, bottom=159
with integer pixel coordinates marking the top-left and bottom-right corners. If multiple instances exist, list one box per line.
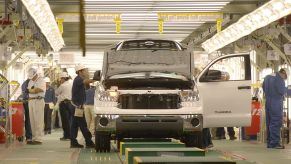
left=202, top=0, right=291, bottom=53
left=21, top=0, right=65, bottom=52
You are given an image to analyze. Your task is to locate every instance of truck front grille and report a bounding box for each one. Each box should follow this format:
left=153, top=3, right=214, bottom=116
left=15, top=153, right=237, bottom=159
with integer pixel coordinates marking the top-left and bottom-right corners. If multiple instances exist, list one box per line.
left=118, top=94, right=180, bottom=109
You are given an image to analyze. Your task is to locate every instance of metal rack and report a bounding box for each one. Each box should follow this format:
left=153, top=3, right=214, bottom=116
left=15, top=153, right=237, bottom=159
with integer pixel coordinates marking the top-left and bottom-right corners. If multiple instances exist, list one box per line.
left=0, top=74, right=20, bottom=147
left=0, top=73, right=12, bottom=147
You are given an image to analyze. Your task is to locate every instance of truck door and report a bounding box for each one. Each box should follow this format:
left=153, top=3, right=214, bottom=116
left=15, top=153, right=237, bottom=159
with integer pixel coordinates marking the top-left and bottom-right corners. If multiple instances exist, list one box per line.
left=197, top=53, right=252, bottom=128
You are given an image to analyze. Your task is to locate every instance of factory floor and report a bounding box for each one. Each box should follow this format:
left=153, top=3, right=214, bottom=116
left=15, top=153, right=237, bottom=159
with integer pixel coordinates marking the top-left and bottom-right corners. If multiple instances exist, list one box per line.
left=0, top=129, right=290, bottom=164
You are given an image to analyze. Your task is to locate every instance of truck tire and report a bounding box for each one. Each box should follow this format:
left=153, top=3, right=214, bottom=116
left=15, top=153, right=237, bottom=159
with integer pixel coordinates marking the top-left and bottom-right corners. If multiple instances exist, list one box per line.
left=95, top=131, right=111, bottom=152
left=184, top=131, right=203, bottom=148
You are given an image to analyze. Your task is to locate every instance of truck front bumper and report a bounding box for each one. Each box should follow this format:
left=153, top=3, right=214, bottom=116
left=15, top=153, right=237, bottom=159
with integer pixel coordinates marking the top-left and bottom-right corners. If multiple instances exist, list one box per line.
left=95, top=114, right=203, bottom=138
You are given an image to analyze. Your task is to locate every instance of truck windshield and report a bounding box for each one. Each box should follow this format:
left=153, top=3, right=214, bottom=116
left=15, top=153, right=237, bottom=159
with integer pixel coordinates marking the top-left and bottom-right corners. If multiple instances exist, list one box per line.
left=118, top=40, right=181, bottom=51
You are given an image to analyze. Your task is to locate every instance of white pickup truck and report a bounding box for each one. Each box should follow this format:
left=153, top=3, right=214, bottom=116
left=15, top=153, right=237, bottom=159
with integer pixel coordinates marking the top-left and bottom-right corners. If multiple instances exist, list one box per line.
left=93, top=39, right=251, bottom=152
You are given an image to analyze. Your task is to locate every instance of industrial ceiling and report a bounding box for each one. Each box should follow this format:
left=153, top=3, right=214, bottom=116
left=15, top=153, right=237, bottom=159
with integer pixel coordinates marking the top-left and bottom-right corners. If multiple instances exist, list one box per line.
left=40, top=0, right=265, bottom=51
left=0, top=0, right=267, bottom=51
left=0, top=0, right=268, bottom=74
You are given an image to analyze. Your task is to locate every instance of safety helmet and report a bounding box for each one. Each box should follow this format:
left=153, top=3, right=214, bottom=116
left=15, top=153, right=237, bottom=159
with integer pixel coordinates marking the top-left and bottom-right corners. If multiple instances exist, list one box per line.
left=60, top=72, right=69, bottom=78
left=75, top=63, right=87, bottom=72
left=44, top=77, right=50, bottom=83
left=27, top=68, right=37, bottom=79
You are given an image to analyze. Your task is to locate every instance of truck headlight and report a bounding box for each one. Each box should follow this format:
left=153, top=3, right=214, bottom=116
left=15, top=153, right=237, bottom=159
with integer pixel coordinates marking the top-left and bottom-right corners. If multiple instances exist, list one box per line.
left=97, top=91, right=119, bottom=102
left=179, top=91, right=199, bottom=102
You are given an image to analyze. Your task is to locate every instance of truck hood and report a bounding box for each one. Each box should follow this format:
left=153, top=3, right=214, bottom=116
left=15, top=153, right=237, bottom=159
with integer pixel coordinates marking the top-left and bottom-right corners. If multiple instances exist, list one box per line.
left=105, top=50, right=193, bottom=79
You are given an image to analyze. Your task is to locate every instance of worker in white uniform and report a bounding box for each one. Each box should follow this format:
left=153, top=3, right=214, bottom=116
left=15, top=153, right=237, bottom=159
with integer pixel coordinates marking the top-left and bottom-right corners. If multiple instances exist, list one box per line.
left=27, top=68, right=46, bottom=144
left=55, top=72, right=73, bottom=141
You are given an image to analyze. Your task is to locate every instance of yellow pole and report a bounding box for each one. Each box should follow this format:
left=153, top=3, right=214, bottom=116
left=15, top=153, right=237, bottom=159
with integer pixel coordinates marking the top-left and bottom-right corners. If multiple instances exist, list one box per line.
left=114, top=15, right=121, bottom=34
left=56, top=18, right=64, bottom=35
left=216, top=18, right=223, bottom=32
left=158, top=18, right=164, bottom=34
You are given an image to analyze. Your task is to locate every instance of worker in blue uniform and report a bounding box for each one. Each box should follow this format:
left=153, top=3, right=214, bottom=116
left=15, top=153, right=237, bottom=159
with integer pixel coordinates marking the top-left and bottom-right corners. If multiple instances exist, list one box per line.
left=44, top=77, right=56, bottom=135
left=70, top=64, right=95, bottom=148
left=262, top=68, right=287, bottom=149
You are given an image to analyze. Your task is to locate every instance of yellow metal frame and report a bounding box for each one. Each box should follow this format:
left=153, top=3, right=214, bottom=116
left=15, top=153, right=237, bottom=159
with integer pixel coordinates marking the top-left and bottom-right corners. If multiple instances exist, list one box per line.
left=114, top=16, right=122, bottom=34
left=57, top=12, right=223, bottom=34
left=157, top=12, right=223, bottom=34
left=56, top=18, right=64, bottom=34
left=158, top=18, right=164, bottom=34
left=158, top=12, right=223, bottom=17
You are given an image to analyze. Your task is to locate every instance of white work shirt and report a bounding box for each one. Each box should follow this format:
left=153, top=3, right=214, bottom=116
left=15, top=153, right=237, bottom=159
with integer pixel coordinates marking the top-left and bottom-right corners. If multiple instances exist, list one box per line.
left=27, top=77, right=46, bottom=98
left=55, top=80, right=72, bottom=102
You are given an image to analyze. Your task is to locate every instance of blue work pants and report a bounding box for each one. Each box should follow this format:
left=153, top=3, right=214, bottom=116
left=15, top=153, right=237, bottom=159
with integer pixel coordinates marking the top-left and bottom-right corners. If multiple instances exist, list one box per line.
left=216, top=127, right=235, bottom=138
left=265, top=97, right=283, bottom=147
left=70, top=106, right=93, bottom=145
left=59, top=100, right=73, bottom=139
left=202, top=128, right=213, bottom=148
left=23, top=102, right=32, bottom=140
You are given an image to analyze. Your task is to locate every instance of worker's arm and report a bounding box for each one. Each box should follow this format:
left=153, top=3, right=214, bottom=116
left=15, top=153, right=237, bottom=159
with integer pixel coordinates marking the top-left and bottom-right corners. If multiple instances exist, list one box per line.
left=28, top=78, right=46, bottom=94
left=55, top=85, right=62, bottom=96
left=275, top=78, right=286, bottom=96
left=28, top=87, right=44, bottom=94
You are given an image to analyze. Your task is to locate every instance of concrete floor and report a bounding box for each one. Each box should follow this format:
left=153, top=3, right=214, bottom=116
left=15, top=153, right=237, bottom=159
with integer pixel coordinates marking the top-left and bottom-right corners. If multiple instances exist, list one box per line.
left=0, top=129, right=290, bottom=164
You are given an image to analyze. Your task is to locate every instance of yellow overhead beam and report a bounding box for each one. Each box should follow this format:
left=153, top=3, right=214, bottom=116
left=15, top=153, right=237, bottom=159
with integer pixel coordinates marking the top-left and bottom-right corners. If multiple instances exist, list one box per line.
left=86, top=13, right=121, bottom=21
left=158, top=12, right=223, bottom=17
left=56, top=13, right=121, bottom=22
left=158, top=12, right=223, bottom=22
left=157, top=12, right=223, bottom=34
left=57, top=12, right=223, bottom=22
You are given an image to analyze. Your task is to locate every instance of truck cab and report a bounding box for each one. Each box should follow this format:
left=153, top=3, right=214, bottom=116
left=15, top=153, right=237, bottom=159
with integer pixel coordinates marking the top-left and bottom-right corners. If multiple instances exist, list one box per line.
left=93, top=39, right=251, bottom=152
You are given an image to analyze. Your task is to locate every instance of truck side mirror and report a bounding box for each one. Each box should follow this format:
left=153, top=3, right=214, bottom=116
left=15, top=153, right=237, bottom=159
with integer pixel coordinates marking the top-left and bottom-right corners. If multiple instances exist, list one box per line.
left=199, top=70, right=222, bottom=82
left=93, top=70, right=101, bottom=81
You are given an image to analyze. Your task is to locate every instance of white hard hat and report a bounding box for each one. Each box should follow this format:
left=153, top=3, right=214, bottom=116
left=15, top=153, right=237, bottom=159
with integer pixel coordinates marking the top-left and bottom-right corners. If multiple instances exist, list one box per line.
left=75, top=63, right=87, bottom=72
left=44, top=77, right=50, bottom=83
left=60, top=72, right=69, bottom=78
left=27, top=68, right=37, bottom=79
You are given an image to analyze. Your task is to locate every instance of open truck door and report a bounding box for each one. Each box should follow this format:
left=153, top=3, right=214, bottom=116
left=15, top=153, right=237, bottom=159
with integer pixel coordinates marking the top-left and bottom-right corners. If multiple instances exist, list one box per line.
left=197, top=53, right=252, bottom=128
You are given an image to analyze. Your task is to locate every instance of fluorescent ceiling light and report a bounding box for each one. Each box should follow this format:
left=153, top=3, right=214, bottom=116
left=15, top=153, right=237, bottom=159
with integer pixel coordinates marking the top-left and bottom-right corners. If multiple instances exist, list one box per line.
left=202, top=0, right=291, bottom=53
left=21, top=0, right=65, bottom=52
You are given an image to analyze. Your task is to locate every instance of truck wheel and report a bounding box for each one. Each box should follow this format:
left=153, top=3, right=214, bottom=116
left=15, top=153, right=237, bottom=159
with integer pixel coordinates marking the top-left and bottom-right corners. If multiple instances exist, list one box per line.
left=184, top=132, right=203, bottom=148
left=95, top=131, right=111, bottom=152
